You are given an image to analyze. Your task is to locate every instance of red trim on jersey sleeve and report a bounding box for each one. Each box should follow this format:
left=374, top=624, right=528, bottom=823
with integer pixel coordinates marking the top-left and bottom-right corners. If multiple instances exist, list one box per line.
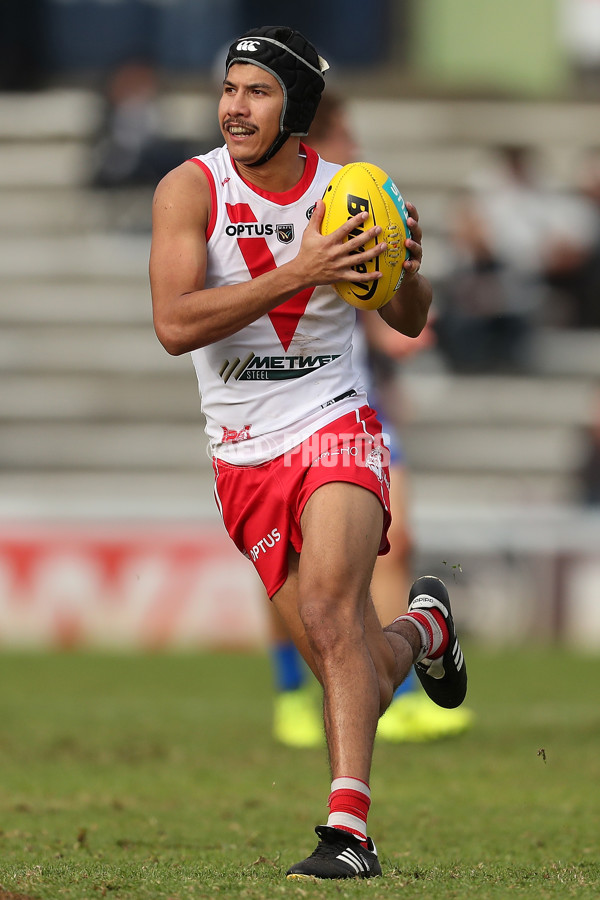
left=188, top=157, right=217, bottom=241
left=231, top=143, right=319, bottom=206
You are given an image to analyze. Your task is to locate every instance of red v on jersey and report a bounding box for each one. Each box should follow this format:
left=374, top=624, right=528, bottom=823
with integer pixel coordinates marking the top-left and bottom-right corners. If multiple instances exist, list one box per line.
left=226, top=202, right=314, bottom=352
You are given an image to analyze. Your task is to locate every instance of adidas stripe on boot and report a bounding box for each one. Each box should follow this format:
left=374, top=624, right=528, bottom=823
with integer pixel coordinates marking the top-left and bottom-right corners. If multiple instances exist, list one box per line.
left=286, top=826, right=382, bottom=880
left=408, top=575, right=467, bottom=709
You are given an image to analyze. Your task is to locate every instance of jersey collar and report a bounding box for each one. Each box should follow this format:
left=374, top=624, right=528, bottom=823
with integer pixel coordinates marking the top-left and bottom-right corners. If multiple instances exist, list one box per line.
left=230, top=143, right=319, bottom=206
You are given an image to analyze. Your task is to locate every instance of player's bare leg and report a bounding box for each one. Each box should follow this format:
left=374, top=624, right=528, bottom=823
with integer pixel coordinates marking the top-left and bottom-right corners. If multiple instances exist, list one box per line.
left=273, top=482, right=420, bottom=775
left=370, top=464, right=413, bottom=618
left=372, top=466, right=474, bottom=742
left=266, top=598, right=323, bottom=748
left=274, top=483, right=464, bottom=882
left=299, top=483, right=385, bottom=781
left=275, top=482, right=427, bottom=879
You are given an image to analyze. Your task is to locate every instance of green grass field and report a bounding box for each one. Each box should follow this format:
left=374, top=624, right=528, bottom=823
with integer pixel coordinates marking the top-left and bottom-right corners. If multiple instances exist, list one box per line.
left=0, top=647, right=598, bottom=899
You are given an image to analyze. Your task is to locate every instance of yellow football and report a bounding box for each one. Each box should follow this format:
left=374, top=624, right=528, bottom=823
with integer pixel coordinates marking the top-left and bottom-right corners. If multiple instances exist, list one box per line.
left=321, top=161, right=411, bottom=310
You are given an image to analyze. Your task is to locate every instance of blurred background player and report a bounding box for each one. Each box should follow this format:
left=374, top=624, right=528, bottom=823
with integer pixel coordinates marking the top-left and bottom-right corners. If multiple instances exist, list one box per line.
left=269, top=92, right=473, bottom=747
left=91, top=60, right=191, bottom=189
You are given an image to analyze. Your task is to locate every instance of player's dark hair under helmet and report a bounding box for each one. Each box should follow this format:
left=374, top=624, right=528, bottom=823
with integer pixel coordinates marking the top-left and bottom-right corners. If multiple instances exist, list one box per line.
left=225, top=25, right=329, bottom=167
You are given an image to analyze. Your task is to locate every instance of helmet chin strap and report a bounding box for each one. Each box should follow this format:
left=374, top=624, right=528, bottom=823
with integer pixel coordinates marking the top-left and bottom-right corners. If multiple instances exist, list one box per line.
left=246, top=129, right=292, bottom=168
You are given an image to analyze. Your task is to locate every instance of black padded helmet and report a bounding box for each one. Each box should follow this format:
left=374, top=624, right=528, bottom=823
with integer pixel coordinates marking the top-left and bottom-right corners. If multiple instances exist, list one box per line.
left=225, top=25, right=328, bottom=166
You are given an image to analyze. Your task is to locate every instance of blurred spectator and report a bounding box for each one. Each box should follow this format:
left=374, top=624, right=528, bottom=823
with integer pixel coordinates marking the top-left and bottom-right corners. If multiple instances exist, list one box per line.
left=546, top=150, right=600, bottom=329
left=435, top=145, right=565, bottom=374
left=91, top=61, right=190, bottom=189
left=579, top=386, right=600, bottom=505
left=0, top=0, right=46, bottom=90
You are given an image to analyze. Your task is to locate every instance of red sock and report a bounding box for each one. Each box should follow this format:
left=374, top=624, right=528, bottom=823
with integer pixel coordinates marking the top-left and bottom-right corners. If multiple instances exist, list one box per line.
left=327, top=777, right=370, bottom=846
left=395, top=608, right=449, bottom=659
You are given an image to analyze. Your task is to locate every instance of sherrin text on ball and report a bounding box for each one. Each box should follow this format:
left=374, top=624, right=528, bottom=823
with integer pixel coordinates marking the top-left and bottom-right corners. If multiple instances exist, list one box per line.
left=321, top=161, right=411, bottom=310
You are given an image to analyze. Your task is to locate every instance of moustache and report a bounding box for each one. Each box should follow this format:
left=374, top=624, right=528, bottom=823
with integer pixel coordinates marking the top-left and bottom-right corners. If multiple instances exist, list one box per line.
left=224, top=118, right=257, bottom=132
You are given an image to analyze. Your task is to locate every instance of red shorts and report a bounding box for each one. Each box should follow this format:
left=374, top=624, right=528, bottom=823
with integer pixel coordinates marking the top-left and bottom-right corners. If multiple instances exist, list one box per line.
left=212, top=406, right=391, bottom=598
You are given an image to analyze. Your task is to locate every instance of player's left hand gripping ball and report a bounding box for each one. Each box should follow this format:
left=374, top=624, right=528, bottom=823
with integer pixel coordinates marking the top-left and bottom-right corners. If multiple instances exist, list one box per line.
left=321, top=161, right=411, bottom=310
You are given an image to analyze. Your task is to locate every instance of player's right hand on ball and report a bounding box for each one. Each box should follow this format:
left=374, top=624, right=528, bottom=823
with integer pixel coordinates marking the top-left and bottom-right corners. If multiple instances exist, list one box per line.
left=296, top=199, right=385, bottom=287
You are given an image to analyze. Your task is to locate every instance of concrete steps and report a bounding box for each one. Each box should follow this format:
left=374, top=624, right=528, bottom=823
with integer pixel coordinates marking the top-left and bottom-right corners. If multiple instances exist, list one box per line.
left=402, top=371, right=596, bottom=426
left=0, top=90, right=101, bottom=140
left=0, top=233, right=149, bottom=279
left=0, top=188, right=153, bottom=235
left=0, top=372, right=198, bottom=420
left=398, top=368, right=593, bottom=506
left=0, top=280, right=151, bottom=323
left=1, top=88, right=599, bottom=517
left=0, top=421, right=205, bottom=471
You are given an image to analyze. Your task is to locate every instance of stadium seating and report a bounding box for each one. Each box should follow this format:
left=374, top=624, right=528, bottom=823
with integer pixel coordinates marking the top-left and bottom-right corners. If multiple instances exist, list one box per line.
left=0, top=88, right=599, bottom=521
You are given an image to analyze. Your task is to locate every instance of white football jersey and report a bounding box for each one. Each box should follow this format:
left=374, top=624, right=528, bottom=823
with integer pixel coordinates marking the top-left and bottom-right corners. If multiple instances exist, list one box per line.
left=189, top=143, right=367, bottom=464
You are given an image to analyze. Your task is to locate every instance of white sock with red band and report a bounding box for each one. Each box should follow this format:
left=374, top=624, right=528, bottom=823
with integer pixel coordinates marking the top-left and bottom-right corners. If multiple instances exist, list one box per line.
left=327, top=776, right=371, bottom=845
left=393, top=608, right=449, bottom=661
